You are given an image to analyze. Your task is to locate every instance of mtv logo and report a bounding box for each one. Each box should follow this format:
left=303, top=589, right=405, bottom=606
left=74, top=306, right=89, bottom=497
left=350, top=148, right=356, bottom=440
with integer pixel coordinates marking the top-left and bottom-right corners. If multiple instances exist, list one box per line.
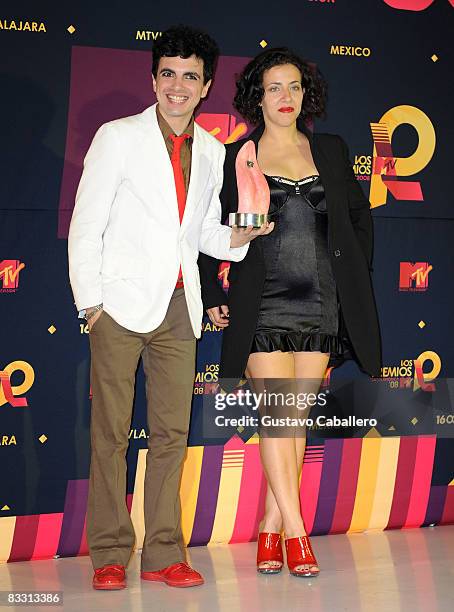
left=399, top=262, right=432, bottom=291
left=0, top=260, right=25, bottom=291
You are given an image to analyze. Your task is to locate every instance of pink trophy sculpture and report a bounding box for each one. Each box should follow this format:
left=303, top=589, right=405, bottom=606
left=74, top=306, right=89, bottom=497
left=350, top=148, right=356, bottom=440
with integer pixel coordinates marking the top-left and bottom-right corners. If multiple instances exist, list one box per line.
left=229, top=140, right=270, bottom=228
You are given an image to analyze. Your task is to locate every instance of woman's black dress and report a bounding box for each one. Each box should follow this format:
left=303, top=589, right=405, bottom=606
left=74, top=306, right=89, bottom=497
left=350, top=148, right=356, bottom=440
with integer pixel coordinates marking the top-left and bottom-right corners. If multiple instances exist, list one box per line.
left=250, top=174, right=344, bottom=357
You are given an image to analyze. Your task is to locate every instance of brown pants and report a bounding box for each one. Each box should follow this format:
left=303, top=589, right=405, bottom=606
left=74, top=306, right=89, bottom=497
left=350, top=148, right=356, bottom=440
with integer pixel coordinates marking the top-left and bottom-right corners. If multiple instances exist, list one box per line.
left=87, top=288, right=196, bottom=571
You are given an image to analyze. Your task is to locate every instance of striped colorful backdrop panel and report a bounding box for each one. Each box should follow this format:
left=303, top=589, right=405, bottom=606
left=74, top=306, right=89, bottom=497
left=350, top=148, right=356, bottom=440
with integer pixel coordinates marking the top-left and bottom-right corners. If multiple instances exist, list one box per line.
left=2, top=434, right=453, bottom=563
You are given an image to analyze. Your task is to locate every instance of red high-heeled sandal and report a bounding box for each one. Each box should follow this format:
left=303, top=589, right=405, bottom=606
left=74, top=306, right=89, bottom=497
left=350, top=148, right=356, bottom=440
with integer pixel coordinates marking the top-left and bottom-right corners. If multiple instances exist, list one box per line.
left=256, top=532, right=284, bottom=574
left=285, top=536, right=320, bottom=577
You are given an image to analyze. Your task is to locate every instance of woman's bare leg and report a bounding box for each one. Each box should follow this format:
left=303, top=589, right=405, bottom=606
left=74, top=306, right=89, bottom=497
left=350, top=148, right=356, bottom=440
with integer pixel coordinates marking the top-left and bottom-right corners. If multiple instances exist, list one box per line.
left=292, top=352, right=329, bottom=571
left=247, top=351, right=293, bottom=570
left=294, top=351, right=330, bottom=477
left=247, top=350, right=329, bottom=573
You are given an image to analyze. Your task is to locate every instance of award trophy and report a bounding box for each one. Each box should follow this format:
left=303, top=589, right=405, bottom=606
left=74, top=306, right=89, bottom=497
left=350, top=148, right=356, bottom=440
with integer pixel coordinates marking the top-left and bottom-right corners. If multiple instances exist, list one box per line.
left=228, top=140, right=270, bottom=228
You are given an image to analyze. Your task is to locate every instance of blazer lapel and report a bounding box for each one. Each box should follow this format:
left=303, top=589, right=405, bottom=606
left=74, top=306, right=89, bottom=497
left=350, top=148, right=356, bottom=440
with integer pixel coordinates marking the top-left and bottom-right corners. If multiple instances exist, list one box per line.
left=180, top=123, right=212, bottom=233
left=301, top=122, right=341, bottom=229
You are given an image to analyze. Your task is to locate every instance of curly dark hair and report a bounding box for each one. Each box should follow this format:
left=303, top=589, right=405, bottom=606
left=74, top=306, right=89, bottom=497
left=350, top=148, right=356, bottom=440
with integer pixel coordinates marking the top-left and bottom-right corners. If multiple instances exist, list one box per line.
left=234, top=47, right=327, bottom=125
left=152, top=25, right=219, bottom=84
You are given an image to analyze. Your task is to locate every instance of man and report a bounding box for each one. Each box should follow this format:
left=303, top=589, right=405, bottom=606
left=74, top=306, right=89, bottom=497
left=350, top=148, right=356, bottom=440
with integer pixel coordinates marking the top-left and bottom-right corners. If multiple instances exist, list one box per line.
left=68, top=25, right=271, bottom=590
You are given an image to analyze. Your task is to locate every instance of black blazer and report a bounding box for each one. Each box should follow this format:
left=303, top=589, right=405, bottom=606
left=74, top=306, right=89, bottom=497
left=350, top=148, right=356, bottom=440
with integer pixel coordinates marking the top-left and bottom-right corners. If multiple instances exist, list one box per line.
left=198, top=119, right=382, bottom=386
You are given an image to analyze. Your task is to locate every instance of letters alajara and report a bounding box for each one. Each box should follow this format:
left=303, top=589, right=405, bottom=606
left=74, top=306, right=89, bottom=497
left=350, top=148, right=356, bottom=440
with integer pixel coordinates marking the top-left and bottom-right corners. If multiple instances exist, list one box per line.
left=0, top=20, right=46, bottom=32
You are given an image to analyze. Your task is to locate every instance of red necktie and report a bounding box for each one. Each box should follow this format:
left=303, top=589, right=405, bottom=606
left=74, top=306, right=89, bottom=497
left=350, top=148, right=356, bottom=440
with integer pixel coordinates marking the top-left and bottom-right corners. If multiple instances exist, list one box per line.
left=169, top=133, right=190, bottom=287
left=170, top=133, right=190, bottom=222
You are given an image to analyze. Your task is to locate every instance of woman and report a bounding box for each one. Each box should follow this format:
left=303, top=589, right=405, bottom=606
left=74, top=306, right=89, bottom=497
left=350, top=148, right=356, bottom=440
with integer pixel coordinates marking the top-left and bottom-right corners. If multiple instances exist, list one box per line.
left=198, top=48, right=381, bottom=577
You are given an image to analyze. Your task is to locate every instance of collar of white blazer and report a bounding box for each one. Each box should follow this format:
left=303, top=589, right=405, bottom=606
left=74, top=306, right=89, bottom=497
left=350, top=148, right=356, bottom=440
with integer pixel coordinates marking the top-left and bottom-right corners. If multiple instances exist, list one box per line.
left=137, top=103, right=215, bottom=233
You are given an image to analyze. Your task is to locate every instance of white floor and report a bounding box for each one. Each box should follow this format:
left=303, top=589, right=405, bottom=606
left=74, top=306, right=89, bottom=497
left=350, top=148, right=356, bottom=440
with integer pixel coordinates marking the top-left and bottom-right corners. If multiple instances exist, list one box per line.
left=1, top=526, right=453, bottom=611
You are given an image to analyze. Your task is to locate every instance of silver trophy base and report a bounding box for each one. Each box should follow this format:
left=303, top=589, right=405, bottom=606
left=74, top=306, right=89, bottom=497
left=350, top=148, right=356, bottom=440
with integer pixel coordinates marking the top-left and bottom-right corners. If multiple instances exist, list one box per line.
left=229, top=212, right=269, bottom=228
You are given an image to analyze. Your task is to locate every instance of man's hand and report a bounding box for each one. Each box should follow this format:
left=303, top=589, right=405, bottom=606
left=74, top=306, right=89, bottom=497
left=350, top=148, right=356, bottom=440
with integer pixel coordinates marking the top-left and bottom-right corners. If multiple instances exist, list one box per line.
left=207, top=305, right=230, bottom=328
left=87, top=308, right=103, bottom=331
left=230, top=222, right=274, bottom=248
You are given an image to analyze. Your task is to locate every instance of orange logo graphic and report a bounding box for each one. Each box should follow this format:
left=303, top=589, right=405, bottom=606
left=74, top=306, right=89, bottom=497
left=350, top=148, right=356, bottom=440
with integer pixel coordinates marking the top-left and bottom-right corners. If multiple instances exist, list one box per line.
left=196, top=113, right=248, bottom=144
left=414, top=351, right=441, bottom=392
left=381, top=351, right=441, bottom=392
left=0, top=260, right=25, bottom=292
left=0, top=361, right=35, bottom=407
left=369, top=106, right=435, bottom=208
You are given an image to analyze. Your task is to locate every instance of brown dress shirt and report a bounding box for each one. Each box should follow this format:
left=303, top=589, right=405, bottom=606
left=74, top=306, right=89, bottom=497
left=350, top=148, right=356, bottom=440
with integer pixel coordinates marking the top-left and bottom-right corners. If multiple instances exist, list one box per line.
left=156, top=105, right=194, bottom=194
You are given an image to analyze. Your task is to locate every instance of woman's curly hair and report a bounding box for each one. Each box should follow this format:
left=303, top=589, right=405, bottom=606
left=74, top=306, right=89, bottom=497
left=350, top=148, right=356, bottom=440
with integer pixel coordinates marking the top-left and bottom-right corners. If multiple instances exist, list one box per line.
left=234, top=47, right=327, bottom=125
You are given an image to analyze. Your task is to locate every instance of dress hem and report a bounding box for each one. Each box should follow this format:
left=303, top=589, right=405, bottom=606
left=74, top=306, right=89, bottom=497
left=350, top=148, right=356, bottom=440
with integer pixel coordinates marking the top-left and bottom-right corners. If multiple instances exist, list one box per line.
left=250, top=330, right=344, bottom=355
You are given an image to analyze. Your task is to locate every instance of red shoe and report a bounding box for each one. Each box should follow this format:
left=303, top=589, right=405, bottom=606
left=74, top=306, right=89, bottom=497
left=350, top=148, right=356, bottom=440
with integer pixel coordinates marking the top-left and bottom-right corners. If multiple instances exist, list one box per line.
left=256, top=532, right=283, bottom=574
left=285, top=536, right=320, bottom=577
left=92, top=564, right=126, bottom=590
left=141, top=562, right=204, bottom=588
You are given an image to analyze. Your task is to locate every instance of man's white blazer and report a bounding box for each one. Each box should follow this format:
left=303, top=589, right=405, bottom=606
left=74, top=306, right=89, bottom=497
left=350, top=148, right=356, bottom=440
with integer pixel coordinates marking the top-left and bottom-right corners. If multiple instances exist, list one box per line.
left=68, top=103, right=247, bottom=336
